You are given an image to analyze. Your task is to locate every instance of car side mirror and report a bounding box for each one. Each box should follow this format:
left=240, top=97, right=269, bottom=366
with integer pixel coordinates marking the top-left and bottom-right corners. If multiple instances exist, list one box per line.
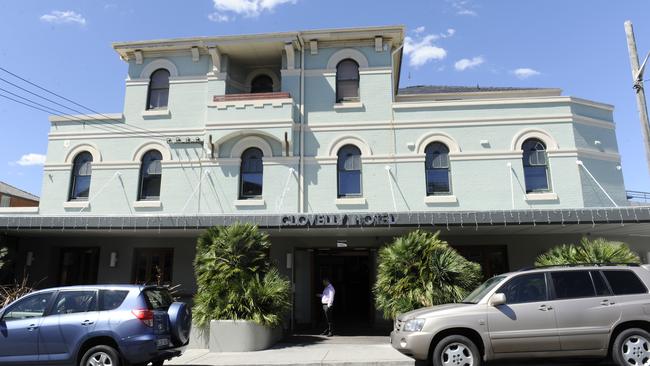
left=489, top=293, right=506, bottom=307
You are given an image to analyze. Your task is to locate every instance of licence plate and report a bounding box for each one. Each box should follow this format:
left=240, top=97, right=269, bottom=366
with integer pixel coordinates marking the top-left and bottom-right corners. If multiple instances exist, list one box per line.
left=156, top=338, right=170, bottom=347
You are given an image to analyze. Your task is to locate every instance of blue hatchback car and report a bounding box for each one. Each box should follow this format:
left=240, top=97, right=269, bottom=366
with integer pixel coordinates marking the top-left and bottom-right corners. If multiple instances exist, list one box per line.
left=0, top=285, right=191, bottom=366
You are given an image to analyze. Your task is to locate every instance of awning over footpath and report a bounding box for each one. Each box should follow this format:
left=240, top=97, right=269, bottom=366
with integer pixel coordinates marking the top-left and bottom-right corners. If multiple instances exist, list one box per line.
left=1, top=207, right=650, bottom=235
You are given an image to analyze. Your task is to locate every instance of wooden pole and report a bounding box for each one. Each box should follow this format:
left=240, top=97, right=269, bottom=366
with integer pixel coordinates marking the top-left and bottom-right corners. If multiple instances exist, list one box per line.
left=625, top=20, right=650, bottom=174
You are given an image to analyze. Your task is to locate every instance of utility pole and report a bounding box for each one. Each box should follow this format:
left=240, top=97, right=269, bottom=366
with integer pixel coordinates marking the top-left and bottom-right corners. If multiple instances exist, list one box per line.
left=625, top=20, right=650, bottom=174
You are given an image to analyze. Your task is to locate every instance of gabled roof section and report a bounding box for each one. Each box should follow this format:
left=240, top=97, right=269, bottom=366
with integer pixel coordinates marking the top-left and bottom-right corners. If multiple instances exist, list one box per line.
left=0, top=181, right=39, bottom=202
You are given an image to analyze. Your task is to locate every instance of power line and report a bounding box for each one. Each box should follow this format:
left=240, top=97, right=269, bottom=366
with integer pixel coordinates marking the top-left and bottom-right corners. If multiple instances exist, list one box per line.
left=0, top=66, right=175, bottom=141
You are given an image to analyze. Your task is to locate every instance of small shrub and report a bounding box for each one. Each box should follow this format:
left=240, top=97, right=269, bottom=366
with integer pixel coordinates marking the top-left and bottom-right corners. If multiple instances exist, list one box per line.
left=374, top=230, right=482, bottom=319
left=193, top=223, right=291, bottom=328
left=535, top=237, right=640, bottom=267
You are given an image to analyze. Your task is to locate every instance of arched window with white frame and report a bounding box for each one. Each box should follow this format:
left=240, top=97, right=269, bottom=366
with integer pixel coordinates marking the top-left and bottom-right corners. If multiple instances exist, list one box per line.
left=522, top=138, right=550, bottom=193
left=424, top=142, right=451, bottom=195
left=138, top=150, right=163, bottom=200
left=240, top=147, right=264, bottom=199
left=337, top=144, right=362, bottom=197
left=69, top=152, right=93, bottom=201
left=336, top=59, right=360, bottom=103
left=147, top=68, right=170, bottom=110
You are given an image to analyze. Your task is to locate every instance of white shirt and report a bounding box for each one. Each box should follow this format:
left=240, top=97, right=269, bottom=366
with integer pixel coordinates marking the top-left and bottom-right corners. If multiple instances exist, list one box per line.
left=321, top=284, right=335, bottom=306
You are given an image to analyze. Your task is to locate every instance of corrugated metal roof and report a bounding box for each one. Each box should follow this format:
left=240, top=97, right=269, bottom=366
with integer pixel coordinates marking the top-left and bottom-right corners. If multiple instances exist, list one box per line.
left=0, top=181, right=39, bottom=202
left=398, top=85, right=545, bottom=95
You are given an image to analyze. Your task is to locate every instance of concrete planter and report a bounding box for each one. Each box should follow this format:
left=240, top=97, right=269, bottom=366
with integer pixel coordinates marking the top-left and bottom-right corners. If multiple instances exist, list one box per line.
left=209, top=320, right=282, bottom=352
left=188, top=323, right=210, bottom=349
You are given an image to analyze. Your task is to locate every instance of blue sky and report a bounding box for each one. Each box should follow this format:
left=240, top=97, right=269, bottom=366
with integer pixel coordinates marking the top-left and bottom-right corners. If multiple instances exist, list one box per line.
left=0, top=0, right=649, bottom=197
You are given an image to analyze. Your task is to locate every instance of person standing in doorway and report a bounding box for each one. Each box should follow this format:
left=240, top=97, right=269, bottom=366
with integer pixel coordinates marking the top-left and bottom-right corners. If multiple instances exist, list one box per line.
left=316, top=278, right=335, bottom=337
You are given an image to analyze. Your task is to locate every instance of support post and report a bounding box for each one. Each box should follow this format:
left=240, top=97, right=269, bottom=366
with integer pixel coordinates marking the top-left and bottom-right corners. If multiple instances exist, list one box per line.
left=625, top=21, right=650, bottom=174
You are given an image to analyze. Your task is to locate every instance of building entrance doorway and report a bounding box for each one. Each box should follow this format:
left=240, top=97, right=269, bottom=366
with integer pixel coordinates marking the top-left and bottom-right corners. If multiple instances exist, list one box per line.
left=58, top=247, right=99, bottom=286
left=292, top=248, right=376, bottom=333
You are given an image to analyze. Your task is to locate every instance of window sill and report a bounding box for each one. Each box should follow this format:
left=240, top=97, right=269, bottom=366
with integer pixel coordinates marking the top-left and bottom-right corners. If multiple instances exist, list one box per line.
left=141, top=109, right=171, bottom=118
left=333, top=102, right=363, bottom=110
left=133, top=200, right=162, bottom=209
left=335, top=197, right=367, bottom=206
left=525, top=192, right=558, bottom=202
left=234, top=199, right=266, bottom=208
left=424, top=195, right=457, bottom=204
left=63, top=201, right=89, bottom=209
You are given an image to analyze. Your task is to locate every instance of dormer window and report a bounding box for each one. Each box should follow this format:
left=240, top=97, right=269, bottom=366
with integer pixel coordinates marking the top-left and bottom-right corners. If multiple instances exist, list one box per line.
left=336, top=59, right=359, bottom=103
left=147, top=69, right=170, bottom=110
left=251, top=74, right=274, bottom=94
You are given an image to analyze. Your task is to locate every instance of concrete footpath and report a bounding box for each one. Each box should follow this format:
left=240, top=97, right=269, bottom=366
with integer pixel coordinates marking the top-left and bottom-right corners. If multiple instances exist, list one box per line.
left=167, top=335, right=414, bottom=366
left=167, top=335, right=610, bottom=366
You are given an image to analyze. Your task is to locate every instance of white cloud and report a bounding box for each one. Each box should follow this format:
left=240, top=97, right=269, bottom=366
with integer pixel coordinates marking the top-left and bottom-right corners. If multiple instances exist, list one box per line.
left=40, top=10, right=86, bottom=25
left=208, top=12, right=230, bottom=22
left=413, top=26, right=426, bottom=34
left=454, top=56, right=485, bottom=71
left=449, top=0, right=478, bottom=16
left=211, top=0, right=296, bottom=18
left=404, top=31, right=451, bottom=68
left=513, top=68, right=541, bottom=79
left=15, top=153, right=46, bottom=166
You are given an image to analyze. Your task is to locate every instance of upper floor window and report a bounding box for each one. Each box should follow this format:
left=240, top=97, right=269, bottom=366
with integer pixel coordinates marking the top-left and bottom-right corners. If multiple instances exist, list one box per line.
left=251, top=75, right=274, bottom=94
left=69, top=152, right=93, bottom=201
left=336, top=59, right=359, bottom=103
left=147, top=69, right=170, bottom=110
left=337, top=145, right=362, bottom=197
left=425, top=142, right=451, bottom=195
left=240, top=148, right=263, bottom=199
left=138, top=150, right=163, bottom=200
left=522, top=138, right=549, bottom=193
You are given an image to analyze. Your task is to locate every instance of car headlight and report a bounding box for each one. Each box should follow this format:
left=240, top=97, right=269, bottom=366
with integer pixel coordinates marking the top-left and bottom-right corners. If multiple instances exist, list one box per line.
left=402, top=318, right=425, bottom=332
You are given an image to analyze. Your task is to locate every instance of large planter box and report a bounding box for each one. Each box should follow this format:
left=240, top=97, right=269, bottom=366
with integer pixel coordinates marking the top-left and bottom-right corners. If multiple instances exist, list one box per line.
left=188, top=323, right=210, bottom=349
left=209, top=320, right=282, bottom=352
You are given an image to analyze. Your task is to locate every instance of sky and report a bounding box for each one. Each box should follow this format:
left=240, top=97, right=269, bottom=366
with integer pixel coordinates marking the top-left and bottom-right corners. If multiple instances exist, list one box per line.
left=0, top=0, right=649, bottom=197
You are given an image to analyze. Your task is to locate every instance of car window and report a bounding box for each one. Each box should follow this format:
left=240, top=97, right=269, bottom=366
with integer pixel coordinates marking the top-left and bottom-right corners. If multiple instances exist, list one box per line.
left=99, top=290, right=129, bottom=311
left=462, top=276, right=507, bottom=304
left=603, top=270, right=648, bottom=295
left=551, top=271, right=596, bottom=299
left=590, top=271, right=612, bottom=296
left=497, top=273, right=547, bottom=304
left=52, top=291, right=97, bottom=315
left=143, top=288, right=173, bottom=310
left=2, top=292, right=53, bottom=322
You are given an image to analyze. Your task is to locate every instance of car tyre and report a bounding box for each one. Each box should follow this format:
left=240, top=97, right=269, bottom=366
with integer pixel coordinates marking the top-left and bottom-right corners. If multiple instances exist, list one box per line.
left=431, top=335, right=480, bottom=366
left=612, top=328, right=650, bottom=366
left=80, top=345, right=121, bottom=366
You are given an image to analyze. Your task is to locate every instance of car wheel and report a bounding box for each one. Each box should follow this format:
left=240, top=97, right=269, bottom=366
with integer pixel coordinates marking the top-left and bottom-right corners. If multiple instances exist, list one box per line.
left=80, top=345, right=121, bottom=366
left=431, top=335, right=480, bottom=366
left=612, top=328, right=650, bottom=366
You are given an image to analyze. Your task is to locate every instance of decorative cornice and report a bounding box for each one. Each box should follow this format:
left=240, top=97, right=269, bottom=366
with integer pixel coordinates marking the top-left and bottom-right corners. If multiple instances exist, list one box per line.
left=393, top=96, right=614, bottom=111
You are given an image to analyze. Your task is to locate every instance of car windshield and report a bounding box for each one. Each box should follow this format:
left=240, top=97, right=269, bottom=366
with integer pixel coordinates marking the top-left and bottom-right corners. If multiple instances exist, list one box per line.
left=462, top=275, right=507, bottom=304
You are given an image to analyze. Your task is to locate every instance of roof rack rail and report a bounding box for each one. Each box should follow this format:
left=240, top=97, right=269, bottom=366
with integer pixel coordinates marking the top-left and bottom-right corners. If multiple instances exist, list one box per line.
left=518, top=263, right=641, bottom=272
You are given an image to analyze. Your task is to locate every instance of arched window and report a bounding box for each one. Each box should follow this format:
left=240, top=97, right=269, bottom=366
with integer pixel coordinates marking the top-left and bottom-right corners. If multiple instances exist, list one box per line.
left=250, top=74, right=274, bottom=93
left=336, top=59, right=359, bottom=103
left=337, top=145, right=362, bottom=197
left=240, top=148, right=264, bottom=199
left=147, top=69, right=170, bottom=110
left=69, top=152, right=93, bottom=201
left=522, top=138, right=550, bottom=193
left=138, top=150, right=163, bottom=200
left=425, top=142, right=451, bottom=195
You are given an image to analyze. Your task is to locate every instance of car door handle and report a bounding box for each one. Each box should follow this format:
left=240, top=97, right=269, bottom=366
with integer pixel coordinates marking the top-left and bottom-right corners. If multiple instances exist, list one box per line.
left=81, top=320, right=95, bottom=326
left=538, top=305, right=553, bottom=311
left=27, top=324, right=38, bottom=331
left=601, top=299, right=616, bottom=306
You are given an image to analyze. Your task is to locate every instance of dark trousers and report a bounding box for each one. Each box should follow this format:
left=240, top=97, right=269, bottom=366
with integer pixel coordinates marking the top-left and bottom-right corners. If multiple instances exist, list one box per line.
left=322, top=304, right=333, bottom=333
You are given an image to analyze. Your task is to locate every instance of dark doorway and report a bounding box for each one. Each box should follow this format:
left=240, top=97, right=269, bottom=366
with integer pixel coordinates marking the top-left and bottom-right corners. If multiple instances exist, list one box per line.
left=312, top=250, right=373, bottom=330
left=454, top=245, right=509, bottom=279
left=132, top=248, right=174, bottom=285
left=58, top=247, right=100, bottom=286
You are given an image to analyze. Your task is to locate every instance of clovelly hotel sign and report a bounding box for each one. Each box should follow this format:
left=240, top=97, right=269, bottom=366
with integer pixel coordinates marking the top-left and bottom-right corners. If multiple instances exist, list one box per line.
left=281, top=213, right=397, bottom=227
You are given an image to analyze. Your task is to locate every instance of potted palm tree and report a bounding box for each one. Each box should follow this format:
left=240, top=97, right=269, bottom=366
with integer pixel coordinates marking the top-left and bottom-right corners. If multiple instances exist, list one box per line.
left=535, top=237, right=641, bottom=266
left=192, top=223, right=291, bottom=352
left=374, top=230, right=482, bottom=320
